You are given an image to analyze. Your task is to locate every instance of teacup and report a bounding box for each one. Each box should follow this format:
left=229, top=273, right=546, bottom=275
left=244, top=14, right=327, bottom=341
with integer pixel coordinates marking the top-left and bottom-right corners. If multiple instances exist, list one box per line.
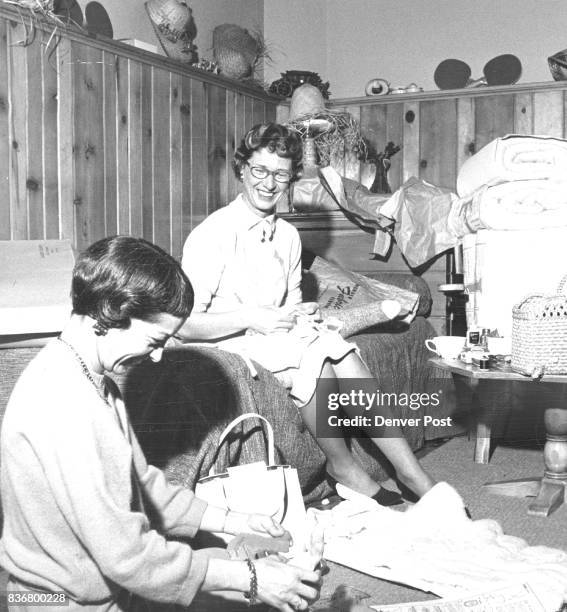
left=425, top=336, right=466, bottom=360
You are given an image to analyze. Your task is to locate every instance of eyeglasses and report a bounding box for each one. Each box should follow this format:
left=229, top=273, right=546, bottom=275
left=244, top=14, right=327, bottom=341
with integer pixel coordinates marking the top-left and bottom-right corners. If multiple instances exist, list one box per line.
left=247, top=163, right=292, bottom=183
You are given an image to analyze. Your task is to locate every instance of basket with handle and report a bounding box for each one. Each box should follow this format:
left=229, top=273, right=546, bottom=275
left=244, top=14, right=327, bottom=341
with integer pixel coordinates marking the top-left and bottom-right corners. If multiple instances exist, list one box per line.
left=511, top=275, right=567, bottom=376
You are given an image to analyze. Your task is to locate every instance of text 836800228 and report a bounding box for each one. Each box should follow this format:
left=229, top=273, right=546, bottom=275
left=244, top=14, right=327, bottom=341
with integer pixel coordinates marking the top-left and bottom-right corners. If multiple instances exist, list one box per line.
left=6, top=591, right=69, bottom=606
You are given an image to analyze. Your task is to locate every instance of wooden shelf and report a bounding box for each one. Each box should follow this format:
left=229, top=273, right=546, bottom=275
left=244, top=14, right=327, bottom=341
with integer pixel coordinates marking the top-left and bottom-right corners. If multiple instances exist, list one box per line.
left=0, top=3, right=281, bottom=102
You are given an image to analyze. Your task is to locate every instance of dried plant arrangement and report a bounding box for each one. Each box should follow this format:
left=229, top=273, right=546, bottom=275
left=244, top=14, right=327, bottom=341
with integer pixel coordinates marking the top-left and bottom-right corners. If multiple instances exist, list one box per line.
left=286, top=109, right=368, bottom=167
left=2, top=0, right=85, bottom=37
left=0, top=0, right=88, bottom=61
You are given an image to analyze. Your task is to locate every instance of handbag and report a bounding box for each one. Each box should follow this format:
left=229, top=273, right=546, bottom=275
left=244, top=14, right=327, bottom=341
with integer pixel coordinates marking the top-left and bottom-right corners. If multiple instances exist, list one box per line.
left=511, top=275, right=567, bottom=377
left=195, top=413, right=307, bottom=554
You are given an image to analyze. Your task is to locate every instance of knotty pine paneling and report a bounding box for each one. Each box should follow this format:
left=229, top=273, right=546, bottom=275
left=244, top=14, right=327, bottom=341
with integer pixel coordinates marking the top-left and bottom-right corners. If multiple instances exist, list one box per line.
left=189, top=79, right=208, bottom=231
left=0, top=5, right=278, bottom=259
left=8, top=19, right=28, bottom=240
left=73, top=42, right=105, bottom=251
left=42, top=33, right=60, bottom=240
left=0, top=19, right=9, bottom=239
left=419, top=99, right=457, bottom=190
left=474, top=94, right=515, bottom=152
left=207, top=84, right=227, bottom=214
left=169, top=72, right=184, bottom=258
left=151, top=67, right=172, bottom=252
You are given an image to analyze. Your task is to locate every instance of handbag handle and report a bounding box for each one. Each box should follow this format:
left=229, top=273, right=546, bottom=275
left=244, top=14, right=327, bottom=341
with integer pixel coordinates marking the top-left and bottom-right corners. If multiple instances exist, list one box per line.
left=207, top=413, right=276, bottom=477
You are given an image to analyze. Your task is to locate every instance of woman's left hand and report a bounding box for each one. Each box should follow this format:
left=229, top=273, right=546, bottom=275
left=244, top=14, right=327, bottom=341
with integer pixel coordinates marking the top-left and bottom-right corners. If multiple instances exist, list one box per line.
left=246, top=513, right=288, bottom=538
left=225, top=511, right=288, bottom=538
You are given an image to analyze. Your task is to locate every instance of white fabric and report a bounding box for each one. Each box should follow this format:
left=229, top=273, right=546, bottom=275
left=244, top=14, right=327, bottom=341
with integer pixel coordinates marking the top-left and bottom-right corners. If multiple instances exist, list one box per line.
left=449, top=180, right=567, bottom=237
left=312, top=482, right=567, bottom=612
left=462, top=228, right=567, bottom=337
left=182, top=194, right=302, bottom=312
left=457, top=134, right=567, bottom=198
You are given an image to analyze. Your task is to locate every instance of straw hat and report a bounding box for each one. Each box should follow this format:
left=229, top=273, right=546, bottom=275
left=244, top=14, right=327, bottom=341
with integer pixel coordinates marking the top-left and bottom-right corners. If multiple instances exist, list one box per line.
left=213, top=24, right=262, bottom=79
left=145, top=0, right=198, bottom=63
left=288, top=84, right=327, bottom=121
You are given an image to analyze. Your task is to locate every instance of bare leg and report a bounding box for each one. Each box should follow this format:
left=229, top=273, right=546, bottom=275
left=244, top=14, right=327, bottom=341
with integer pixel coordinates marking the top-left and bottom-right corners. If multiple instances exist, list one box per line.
left=332, top=352, right=436, bottom=498
left=299, top=362, right=383, bottom=498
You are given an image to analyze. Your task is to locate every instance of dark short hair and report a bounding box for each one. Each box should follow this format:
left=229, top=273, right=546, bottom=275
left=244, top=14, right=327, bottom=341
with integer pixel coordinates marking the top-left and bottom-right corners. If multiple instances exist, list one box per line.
left=72, top=236, right=194, bottom=330
left=232, top=123, right=303, bottom=181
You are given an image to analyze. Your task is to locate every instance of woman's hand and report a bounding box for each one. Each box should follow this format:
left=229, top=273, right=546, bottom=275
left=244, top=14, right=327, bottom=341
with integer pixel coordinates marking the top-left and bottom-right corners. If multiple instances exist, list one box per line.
left=225, top=511, right=288, bottom=538
left=285, top=302, right=322, bottom=321
left=254, top=555, right=322, bottom=611
left=247, top=306, right=296, bottom=335
left=246, top=513, right=288, bottom=537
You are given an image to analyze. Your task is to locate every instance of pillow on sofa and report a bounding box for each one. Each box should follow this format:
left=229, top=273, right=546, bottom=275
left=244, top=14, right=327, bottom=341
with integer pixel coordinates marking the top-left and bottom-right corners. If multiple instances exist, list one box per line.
left=302, top=256, right=419, bottom=337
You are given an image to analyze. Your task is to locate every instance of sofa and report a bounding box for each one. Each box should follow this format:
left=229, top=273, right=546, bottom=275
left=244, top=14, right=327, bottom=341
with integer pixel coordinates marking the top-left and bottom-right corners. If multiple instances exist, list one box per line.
left=116, top=271, right=458, bottom=504
left=0, top=273, right=457, bottom=510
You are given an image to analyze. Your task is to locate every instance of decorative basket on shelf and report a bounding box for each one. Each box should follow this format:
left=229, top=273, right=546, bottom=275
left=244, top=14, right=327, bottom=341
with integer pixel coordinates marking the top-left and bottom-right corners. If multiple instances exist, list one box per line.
left=212, top=24, right=263, bottom=80
left=511, top=275, right=567, bottom=377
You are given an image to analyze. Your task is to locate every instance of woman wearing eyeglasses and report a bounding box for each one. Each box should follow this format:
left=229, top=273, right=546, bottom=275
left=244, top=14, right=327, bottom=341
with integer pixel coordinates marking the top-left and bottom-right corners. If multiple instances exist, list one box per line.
left=180, top=123, right=435, bottom=505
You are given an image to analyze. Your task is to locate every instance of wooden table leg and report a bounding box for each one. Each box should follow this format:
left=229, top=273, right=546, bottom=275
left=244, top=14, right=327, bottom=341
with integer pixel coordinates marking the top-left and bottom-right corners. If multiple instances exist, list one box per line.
left=483, top=404, right=567, bottom=517
left=473, top=379, right=494, bottom=465
left=452, top=375, right=493, bottom=464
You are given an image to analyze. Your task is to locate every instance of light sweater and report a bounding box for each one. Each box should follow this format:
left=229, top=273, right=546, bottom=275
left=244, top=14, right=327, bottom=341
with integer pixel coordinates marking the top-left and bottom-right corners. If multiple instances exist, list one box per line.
left=182, top=194, right=303, bottom=313
left=0, top=340, right=209, bottom=607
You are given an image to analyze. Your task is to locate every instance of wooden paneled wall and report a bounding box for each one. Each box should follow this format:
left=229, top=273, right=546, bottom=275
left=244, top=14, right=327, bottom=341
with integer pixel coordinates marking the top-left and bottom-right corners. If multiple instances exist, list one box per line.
left=0, top=6, right=278, bottom=258
left=279, top=81, right=567, bottom=193
left=278, top=81, right=567, bottom=333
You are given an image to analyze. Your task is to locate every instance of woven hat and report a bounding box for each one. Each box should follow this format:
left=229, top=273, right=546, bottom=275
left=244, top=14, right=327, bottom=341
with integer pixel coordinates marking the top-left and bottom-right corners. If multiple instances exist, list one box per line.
left=289, top=83, right=325, bottom=121
left=145, top=0, right=197, bottom=63
left=213, top=24, right=262, bottom=79
left=288, top=84, right=327, bottom=121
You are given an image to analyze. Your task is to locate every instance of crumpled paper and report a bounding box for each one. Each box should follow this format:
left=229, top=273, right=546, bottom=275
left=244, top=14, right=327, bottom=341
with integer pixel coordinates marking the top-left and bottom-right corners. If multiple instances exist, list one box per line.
left=380, top=177, right=459, bottom=268
left=319, top=168, right=459, bottom=268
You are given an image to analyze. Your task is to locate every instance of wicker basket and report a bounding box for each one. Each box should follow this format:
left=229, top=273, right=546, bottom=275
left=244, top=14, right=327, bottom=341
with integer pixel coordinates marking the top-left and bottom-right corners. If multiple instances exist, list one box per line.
left=511, top=275, right=567, bottom=376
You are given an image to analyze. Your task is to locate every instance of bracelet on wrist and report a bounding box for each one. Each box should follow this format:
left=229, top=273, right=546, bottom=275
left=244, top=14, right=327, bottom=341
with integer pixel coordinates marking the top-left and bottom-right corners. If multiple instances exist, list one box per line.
left=243, top=558, right=258, bottom=606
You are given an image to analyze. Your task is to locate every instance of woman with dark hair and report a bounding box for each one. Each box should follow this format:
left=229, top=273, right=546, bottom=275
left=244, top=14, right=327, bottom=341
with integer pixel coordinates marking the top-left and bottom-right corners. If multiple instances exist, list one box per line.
left=0, top=235, right=321, bottom=611
left=181, top=123, right=436, bottom=506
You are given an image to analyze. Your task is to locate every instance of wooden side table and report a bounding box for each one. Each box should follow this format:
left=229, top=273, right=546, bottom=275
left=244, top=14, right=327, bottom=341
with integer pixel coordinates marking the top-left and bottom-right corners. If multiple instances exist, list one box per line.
left=430, top=357, right=567, bottom=517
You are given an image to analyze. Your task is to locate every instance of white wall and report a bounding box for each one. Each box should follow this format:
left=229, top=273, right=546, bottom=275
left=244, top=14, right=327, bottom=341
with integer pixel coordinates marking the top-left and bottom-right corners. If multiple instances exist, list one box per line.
left=265, top=0, right=567, bottom=99
left=76, top=0, right=155, bottom=47
left=263, top=0, right=328, bottom=90
left=76, top=1, right=567, bottom=99
left=76, top=0, right=263, bottom=66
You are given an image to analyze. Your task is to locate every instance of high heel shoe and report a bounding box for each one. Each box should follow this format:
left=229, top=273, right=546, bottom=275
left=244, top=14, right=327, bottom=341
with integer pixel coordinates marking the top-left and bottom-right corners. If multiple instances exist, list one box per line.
left=326, top=474, right=403, bottom=507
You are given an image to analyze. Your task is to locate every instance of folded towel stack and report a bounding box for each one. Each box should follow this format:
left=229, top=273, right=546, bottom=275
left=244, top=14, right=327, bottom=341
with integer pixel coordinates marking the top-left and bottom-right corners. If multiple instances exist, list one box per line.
left=453, top=134, right=567, bottom=234
left=451, top=135, right=567, bottom=337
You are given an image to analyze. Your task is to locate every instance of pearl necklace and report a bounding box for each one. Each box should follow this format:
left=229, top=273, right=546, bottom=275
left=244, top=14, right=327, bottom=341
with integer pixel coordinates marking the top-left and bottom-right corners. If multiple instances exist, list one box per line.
left=57, top=336, right=110, bottom=406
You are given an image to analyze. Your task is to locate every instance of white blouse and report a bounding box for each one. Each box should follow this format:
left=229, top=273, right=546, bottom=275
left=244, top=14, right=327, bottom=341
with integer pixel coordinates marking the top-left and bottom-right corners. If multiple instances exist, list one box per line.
left=182, top=194, right=302, bottom=314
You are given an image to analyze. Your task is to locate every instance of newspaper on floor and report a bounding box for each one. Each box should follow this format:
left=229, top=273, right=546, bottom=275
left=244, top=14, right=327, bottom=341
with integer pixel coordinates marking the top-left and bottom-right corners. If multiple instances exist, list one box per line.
left=307, top=483, right=567, bottom=612
left=370, top=582, right=545, bottom=612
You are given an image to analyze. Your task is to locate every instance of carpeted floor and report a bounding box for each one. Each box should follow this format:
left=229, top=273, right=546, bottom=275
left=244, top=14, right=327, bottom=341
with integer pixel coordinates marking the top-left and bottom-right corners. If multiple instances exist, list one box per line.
left=1, top=436, right=564, bottom=612
left=310, top=434, right=567, bottom=611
